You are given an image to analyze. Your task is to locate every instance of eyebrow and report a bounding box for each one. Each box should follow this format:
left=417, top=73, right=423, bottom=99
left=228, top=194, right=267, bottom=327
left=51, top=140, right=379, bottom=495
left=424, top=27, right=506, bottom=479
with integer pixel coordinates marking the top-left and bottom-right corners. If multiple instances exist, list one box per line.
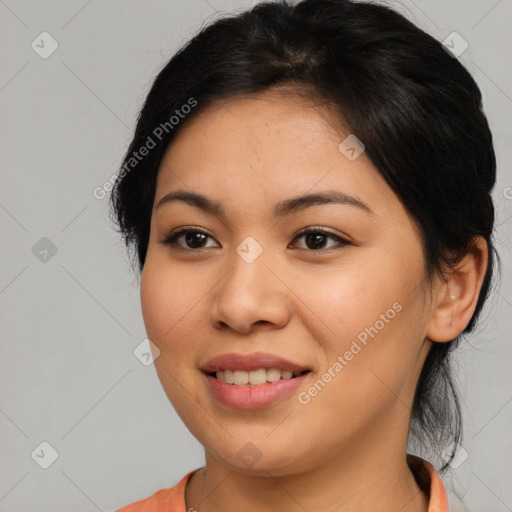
left=156, top=190, right=374, bottom=217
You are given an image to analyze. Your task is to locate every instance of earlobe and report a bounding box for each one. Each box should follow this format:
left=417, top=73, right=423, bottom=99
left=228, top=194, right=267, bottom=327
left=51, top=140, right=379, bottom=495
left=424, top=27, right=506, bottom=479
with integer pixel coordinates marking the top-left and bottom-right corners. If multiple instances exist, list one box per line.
left=425, top=237, right=488, bottom=343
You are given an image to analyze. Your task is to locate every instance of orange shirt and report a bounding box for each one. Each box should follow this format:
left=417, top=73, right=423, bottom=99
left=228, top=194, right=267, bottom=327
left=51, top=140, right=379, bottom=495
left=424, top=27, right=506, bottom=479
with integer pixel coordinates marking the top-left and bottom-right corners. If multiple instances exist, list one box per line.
left=115, top=456, right=449, bottom=512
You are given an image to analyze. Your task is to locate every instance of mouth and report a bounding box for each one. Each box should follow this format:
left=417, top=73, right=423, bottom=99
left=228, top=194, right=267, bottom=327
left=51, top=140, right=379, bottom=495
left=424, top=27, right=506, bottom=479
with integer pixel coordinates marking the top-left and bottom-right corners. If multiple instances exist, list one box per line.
left=201, top=352, right=312, bottom=407
left=205, top=368, right=311, bottom=386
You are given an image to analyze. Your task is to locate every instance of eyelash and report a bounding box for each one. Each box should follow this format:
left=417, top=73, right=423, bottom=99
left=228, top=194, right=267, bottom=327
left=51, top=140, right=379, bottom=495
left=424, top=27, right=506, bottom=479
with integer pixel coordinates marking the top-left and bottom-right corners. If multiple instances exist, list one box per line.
left=161, top=226, right=350, bottom=252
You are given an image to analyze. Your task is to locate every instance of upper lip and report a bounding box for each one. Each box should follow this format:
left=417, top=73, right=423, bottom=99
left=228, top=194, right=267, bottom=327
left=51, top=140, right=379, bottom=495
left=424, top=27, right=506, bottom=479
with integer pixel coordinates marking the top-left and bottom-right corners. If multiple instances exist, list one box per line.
left=201, top=352, right=311, bottom=373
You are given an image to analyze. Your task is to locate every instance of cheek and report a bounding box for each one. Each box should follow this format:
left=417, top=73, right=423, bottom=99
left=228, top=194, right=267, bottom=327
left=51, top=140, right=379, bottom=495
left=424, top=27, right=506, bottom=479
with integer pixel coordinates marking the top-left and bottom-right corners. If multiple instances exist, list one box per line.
left=298, top=262, right=397, bottom=349
left=140, top=258, right=205, bottom=361
left=140, top=260, right=209, bottom=423
left=298, top=254, right=427, bottom=401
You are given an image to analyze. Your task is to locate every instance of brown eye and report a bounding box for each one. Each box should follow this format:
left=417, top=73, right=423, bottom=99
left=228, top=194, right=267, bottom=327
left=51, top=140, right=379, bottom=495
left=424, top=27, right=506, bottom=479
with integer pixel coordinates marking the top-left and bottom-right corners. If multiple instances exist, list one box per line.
left=291, top=227, right=350, bottom=251
left=162, top=228, right=219, bottom=250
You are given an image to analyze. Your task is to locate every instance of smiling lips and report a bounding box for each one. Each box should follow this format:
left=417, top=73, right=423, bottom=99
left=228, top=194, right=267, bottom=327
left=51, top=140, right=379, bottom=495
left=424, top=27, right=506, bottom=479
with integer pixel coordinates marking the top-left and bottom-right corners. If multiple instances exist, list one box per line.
left=201, top=352, right=312, bottom=408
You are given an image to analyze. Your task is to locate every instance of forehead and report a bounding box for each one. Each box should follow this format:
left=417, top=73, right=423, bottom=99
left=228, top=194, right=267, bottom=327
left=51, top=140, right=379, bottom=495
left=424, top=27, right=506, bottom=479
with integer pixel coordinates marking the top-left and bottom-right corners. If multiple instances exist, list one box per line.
left=154, top=92, right=402, bottom=221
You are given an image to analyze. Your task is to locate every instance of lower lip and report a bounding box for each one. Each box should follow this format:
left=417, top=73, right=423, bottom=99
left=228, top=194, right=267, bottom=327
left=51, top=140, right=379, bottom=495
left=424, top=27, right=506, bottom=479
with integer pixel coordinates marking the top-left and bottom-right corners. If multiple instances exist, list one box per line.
left=203, top=372, right=310, bottom=409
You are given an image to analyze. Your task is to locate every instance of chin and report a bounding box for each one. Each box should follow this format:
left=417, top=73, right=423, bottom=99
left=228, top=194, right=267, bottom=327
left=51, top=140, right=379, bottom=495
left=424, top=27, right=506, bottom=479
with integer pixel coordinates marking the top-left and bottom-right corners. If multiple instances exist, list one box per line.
left=205, top=440, right=311, bottom=477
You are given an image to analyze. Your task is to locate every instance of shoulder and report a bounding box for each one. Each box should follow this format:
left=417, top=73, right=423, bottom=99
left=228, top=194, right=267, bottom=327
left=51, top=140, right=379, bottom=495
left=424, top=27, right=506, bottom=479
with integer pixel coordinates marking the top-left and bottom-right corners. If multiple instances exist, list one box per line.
left=114, top=469, right=200, bottom=512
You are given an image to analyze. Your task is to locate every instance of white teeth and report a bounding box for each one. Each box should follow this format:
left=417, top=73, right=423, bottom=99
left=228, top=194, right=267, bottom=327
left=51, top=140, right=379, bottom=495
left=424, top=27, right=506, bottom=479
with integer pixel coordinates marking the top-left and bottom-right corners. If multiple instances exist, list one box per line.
left=281, top=370, right=293, bottom=379
left=266, top=368, right=281, bottom=382
left=233, top=370, right=249, bottom=385
left=214, top=368, right=304, bottom=386
left=248, top=368, right=267, bottom=385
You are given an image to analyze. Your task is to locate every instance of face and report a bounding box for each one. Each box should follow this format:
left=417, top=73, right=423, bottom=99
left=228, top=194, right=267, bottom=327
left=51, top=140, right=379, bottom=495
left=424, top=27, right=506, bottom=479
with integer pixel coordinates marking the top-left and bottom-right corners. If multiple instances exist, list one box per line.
left=140, top=92, right=435, bottom=476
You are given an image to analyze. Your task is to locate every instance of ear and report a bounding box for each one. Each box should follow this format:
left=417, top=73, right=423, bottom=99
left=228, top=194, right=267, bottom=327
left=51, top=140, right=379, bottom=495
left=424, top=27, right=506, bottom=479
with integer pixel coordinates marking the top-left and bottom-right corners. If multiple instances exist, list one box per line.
left=425, top=236, right=488, bottom=343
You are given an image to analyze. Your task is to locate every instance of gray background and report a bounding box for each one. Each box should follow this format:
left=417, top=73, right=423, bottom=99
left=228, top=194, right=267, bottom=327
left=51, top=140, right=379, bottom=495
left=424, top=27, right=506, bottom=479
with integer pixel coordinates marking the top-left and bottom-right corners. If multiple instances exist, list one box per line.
left=1, top=0, right=511, bottom=510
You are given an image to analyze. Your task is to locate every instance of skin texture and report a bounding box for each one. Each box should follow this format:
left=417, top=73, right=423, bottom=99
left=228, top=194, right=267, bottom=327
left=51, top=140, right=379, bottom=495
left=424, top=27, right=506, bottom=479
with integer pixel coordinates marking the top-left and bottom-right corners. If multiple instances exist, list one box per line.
left=140, top=91, right=488, bottom=512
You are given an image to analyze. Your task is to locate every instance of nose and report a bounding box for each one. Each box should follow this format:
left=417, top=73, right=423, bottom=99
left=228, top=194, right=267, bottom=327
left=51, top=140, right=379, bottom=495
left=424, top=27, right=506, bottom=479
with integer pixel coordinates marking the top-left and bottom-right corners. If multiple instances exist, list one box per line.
left=209, top=246, right=292, bottom=335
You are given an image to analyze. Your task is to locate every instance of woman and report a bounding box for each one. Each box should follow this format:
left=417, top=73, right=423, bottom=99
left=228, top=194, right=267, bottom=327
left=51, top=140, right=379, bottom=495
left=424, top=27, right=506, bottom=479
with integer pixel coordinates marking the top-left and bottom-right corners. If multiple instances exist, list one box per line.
left=110, top=0, right=497, bottom=510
